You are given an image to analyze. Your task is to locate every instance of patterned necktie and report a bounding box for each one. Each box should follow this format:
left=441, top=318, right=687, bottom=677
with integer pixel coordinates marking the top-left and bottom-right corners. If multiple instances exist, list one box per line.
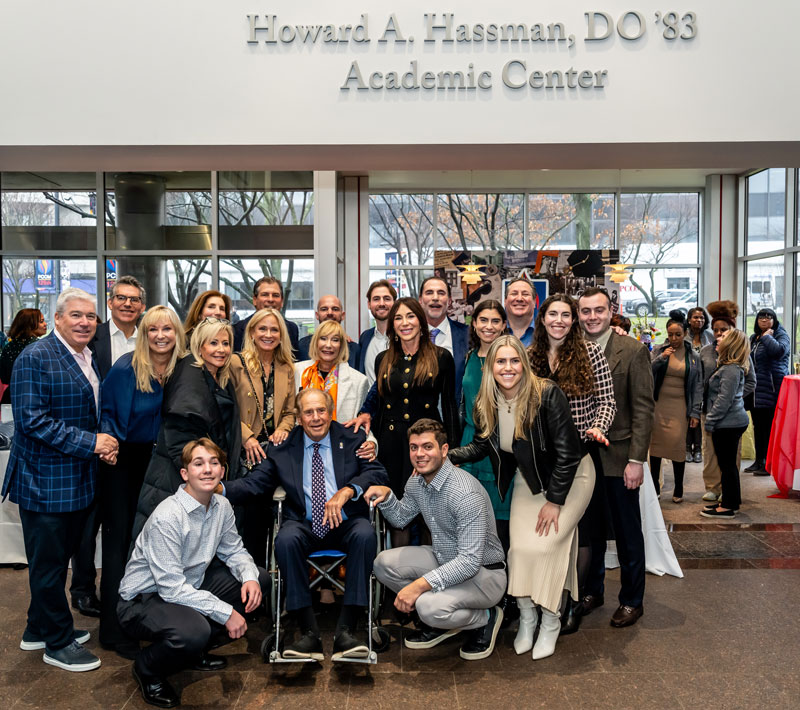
left=311, top=443, right=327, bottom=538
left=429, top=328, right=440, bottom=344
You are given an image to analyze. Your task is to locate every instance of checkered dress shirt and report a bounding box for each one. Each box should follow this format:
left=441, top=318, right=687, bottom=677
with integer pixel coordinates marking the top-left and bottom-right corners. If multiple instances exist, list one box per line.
left=565, top=340, right=617, bottom=441
left=379, top=457, right=505, bottom=592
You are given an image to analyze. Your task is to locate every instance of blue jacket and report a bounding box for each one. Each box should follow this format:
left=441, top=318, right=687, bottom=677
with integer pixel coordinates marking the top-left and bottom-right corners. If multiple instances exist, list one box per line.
left=3, top=332, right=100, bottom=512
left=750, top=324, right=790, bottom=409
left=357, top=327, right=376, bottom=375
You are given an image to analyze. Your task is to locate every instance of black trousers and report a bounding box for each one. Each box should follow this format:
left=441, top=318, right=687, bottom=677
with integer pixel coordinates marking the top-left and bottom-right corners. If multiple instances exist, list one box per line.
left=274, top=516, right=376, bottom=611
left=240, top=494, right=272, bottom=568
left=686, top=425, right=702, bottom=453
left=98, top=442, right=152, bottom=647
left=19, top=505, right=91, bottom=651
left=712, top=427, right=747, bottom=510
left=751, top=407, right=774, bottom=462
left=117, top=558, right=268, bottom=679
left=69, top=498, right=100, bottom=600
left=586, top=475, right=646, bottom=609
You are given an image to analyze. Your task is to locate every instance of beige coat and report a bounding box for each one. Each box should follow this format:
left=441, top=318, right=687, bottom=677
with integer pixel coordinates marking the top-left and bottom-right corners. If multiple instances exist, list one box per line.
left=230, top=355, right=296, bottom=443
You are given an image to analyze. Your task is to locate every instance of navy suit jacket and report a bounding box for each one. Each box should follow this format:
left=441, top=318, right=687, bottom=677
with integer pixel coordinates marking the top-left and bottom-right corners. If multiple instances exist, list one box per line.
left=298, top=333, right=360, bottom=370
left=356, top=327, right=376, bottom=375
left=3, top=332, right=100, bottom=512
left=224, top=421, right=388, bottom=523
left=88, top=320, right=113, bottom=380
left=449, top=317, right=469, bottom=406
left=233, top=313, right=299, bottom=355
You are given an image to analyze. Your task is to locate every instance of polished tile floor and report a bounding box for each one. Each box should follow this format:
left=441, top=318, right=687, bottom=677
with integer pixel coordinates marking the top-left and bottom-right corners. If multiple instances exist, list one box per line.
left=1, top=462, right=798, bottom=709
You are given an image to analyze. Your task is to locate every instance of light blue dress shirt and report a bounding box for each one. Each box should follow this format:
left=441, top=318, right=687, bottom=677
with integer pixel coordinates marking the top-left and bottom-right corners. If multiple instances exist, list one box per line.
left=302, top=432, right=362, bottom=523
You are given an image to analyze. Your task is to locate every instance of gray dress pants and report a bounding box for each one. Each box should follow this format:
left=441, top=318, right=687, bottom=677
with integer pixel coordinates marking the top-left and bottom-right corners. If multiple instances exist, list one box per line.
left=374, top=545, right=506, bottom=631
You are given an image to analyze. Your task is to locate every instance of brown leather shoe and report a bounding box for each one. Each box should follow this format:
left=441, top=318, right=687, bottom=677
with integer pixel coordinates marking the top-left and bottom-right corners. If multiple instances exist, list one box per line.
left=610, top=605, right=643, bottom=627
left=579, top=594, right=604, bottom=616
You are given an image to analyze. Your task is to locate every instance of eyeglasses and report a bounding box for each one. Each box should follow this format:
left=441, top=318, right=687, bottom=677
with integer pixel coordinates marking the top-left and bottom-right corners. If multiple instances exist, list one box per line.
left=200, top=316, right=231, bottom=325
left=112, top=294, right=143, bottom=305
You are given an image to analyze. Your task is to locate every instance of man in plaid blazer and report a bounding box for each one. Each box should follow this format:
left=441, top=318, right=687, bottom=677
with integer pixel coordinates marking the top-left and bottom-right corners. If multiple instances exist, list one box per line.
left=2, top=288, right=118, bottom=672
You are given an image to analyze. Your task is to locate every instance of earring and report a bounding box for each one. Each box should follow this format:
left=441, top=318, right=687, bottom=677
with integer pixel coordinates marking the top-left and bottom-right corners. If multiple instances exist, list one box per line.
left=394, top=334, right=399, bottom=341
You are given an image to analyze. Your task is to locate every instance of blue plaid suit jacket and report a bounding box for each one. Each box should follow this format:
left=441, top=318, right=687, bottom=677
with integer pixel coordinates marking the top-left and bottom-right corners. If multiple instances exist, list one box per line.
left=2, top=332, right=100, bottom=512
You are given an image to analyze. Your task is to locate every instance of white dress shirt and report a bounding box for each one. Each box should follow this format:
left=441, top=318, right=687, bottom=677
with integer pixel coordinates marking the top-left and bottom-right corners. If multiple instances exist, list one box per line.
left=109, top=319, right=138, bottom=366
left=53, top=327, right=100, bottom=412
left=364, top=328, right=389, bottom=386
left=429, top=316, right=453, bottom=357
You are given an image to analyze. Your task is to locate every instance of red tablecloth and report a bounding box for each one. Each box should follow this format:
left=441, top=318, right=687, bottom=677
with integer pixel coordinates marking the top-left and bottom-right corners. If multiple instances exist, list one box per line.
left=766, top=374, right=800, bottom=498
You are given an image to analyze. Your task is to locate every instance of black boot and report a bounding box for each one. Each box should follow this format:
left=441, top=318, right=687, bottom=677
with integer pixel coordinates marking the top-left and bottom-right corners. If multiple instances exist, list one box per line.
left=499, top=594, right=519, bottom=628
left=560, top=591, right=583, bottom=635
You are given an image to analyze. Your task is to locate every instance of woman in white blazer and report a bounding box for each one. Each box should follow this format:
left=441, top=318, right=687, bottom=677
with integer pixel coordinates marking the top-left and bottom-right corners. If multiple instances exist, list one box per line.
left=294, top=319, right=377, bottom=456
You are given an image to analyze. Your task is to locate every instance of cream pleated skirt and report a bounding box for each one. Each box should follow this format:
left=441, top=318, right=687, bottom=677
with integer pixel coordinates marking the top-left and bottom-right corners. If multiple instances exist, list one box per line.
left=508, top=454, right=595, bottom=614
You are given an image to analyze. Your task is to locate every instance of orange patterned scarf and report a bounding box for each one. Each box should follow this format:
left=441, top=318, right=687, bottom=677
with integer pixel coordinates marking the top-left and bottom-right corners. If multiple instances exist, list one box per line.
left=300, top=362, right=340, bottom=420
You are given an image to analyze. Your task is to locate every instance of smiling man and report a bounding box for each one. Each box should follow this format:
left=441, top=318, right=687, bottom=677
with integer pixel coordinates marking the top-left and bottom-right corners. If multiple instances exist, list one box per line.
left=357, top=279, right=397, bottom=386
left=367, top=419, right=506, bottom=661
left=118, top=439, right=267, bottom=709
left=232, top=276, right=300, bottom=354
left=504, top=278, right=536, bottom=346
left=298, top=294, right=360, bottom=368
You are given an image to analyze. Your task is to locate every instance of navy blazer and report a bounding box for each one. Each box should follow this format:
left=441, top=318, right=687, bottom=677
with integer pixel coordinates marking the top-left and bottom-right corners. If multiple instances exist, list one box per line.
left=88, top=320, right=113, bottom=380
left=3, top=332, right=100, bottom=512
left=224, top=421, right=389, bottom=523
left=233, top=314, right=299, bottom=356
left=356, top=327, right=376, bottom=375
left=298, top=333, right=360, bottom=370
left=449, top=318, right=469, bottom=406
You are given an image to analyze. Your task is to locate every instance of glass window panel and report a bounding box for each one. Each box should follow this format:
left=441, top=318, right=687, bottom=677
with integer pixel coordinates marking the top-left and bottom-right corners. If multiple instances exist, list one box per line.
left=369, top=268, right=433, bottom=300
left=219, top=257, right=315, bottom=336
left=746, top=168, right=786, bottom=256
left=2, top=173, right=97, bottom=251
left=3, top=257, right=97, bottom=330
left=528, top=193, right=614, bottom=249
left=437, top=194, right=524, bottom=252
left=369, top=194, right=434, bottom=267
left=745, top=257, right=784, bottom=333
left=218, top=171, right=313, bottom=251
left=619, top=192, right=700, bottom=266
left=104, top=172, right=212, bottom=250
left=620, top=267, right=698, bottom=325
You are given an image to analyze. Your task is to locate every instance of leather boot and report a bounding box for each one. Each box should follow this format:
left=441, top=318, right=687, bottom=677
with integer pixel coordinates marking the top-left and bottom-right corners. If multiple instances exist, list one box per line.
left=532, top=607, right=560, bottom=660
left=559, top=591, right=583, bottom=635
left=513, top=597, right=538, bottom=655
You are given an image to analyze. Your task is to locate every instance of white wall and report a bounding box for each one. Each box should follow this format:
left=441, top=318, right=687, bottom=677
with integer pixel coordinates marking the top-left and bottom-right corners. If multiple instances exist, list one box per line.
left=2, top=1, right=799, bottom=148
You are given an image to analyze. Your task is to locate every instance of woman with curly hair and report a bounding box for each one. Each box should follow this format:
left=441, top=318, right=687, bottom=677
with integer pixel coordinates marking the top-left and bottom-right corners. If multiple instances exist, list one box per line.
left=527, top=293, right=616, bottom=634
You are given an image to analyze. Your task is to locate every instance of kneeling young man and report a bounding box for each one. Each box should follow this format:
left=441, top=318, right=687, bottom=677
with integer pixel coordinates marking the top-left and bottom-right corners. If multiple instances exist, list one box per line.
left=118, top=439, right=267, bottom=708
left=365, top=419, right=507, bottom=660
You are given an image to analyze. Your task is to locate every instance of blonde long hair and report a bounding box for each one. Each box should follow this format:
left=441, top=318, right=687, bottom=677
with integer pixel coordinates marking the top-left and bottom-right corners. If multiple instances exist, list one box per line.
left=132, top=306, right=186, bottom=393
left=308, top=320, right=349, bottom=366
left=190, top=318, right=234, bottom=387
left=717, top=329, right=751, bottom=373
left=241, top=308, right=294, bottom=376
left=475, top=335, right=550, bottom=440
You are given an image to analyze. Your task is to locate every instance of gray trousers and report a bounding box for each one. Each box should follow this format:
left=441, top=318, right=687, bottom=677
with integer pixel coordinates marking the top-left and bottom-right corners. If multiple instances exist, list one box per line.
left=374, top=546, right=507, bottom=631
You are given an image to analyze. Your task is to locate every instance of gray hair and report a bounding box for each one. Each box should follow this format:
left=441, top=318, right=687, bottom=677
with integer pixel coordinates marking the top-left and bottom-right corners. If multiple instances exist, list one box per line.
left=111, top=275, right=146, bottom=303
left=56, top=288, right=97, bottom=315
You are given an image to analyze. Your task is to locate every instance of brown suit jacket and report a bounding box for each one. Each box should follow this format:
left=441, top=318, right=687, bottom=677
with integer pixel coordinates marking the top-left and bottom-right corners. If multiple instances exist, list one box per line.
left=230, top=355, right=296, bottom=442
left=598, top=331, right=654, bottom=477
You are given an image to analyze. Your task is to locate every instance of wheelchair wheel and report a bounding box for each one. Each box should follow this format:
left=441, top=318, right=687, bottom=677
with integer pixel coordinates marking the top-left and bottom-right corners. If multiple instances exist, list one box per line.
left=261, top=632, right=278, bottom=662
left=371, top=626, right=391, bottom=654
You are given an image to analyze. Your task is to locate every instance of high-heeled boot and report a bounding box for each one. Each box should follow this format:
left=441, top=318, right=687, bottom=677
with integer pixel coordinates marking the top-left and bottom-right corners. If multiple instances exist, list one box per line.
left=532, top=607, right=560, bottom=660
left=559, top=590, right=582, bottom=635
left=513, top=597, right=538, bottom=655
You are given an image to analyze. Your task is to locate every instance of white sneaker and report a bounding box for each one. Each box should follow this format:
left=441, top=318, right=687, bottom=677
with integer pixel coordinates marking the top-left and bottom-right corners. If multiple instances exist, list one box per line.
left=20, top=629, right=89, bottom=651
left=701, top=491, right=718, bottom=502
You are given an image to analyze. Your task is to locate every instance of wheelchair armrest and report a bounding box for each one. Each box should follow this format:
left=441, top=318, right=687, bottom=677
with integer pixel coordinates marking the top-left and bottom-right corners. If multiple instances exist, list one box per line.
left=273, top=486, right=287, bottom=502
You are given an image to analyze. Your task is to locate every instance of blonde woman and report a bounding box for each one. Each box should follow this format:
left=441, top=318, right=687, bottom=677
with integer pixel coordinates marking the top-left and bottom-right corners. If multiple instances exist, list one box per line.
left=449, top=335, right=592, bottom=661
left=701, top=329, right=751, bottom=519
left=231, top=308, right=296, bottom=565
left=99, top=306, right=184, bottom=656
left=134, top=317, right=241, bottom=539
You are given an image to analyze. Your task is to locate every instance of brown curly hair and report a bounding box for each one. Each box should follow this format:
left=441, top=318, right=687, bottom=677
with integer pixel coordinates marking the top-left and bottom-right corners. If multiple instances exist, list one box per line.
left=527, top=294, right=594, bottom=397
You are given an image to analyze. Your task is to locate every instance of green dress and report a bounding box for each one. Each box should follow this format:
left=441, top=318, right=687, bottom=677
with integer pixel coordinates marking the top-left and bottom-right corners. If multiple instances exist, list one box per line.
left=459, top=350, right=512, bottom=520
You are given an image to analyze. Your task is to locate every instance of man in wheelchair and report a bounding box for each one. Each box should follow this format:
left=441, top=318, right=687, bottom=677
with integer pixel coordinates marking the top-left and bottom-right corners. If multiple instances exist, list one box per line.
left=365, top=419, right=507, bottom=661
left=223, top=388, right=389, bottom=662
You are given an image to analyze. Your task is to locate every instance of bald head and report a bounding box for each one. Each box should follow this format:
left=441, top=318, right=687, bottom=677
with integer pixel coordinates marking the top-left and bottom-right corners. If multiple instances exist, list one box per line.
left=316, top=294, right=344, bottom=324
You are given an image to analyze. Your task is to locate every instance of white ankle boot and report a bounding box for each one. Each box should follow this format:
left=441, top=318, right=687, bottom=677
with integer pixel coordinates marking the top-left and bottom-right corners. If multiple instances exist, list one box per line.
left=513, top=597, right=538, bottom=654
left=532, top=607, right=560, bottom=660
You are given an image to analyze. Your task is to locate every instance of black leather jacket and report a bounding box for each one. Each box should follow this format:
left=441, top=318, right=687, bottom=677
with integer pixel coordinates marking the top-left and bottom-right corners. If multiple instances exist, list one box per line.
left=449, top=383, right=581, bottom=506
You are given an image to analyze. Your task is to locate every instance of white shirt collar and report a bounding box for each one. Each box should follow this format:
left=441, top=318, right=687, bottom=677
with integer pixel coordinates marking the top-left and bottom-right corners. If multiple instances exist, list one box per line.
left=109, top=318, right=137, bottom=340
left=430, top=317, right=451, bottom=336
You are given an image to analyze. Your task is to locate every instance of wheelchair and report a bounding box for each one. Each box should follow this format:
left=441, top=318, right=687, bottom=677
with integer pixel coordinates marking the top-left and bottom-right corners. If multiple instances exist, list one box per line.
left=260, top=486, right=391, bottom=664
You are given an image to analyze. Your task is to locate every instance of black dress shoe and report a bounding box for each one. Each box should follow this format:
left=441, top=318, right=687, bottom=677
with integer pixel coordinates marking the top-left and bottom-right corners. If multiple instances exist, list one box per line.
left=578, top=594, right=604, bottom=616
left=332, top=627, right=369, bottom=661
left=282, top=631, right=324, bottom=661
left=72, top=594, right=101, bottom=618
left=459, top=606, right=503, bottom=660
left=560, top=595, right=583, bottom=635
left=132, top=664, right=179, bottom=708
left=192, top=652, right=228, bottom=671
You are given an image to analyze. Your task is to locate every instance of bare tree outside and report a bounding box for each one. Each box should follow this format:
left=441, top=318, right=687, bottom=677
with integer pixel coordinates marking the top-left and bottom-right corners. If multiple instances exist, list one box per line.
left=437, top=194, right=524, bottom=252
